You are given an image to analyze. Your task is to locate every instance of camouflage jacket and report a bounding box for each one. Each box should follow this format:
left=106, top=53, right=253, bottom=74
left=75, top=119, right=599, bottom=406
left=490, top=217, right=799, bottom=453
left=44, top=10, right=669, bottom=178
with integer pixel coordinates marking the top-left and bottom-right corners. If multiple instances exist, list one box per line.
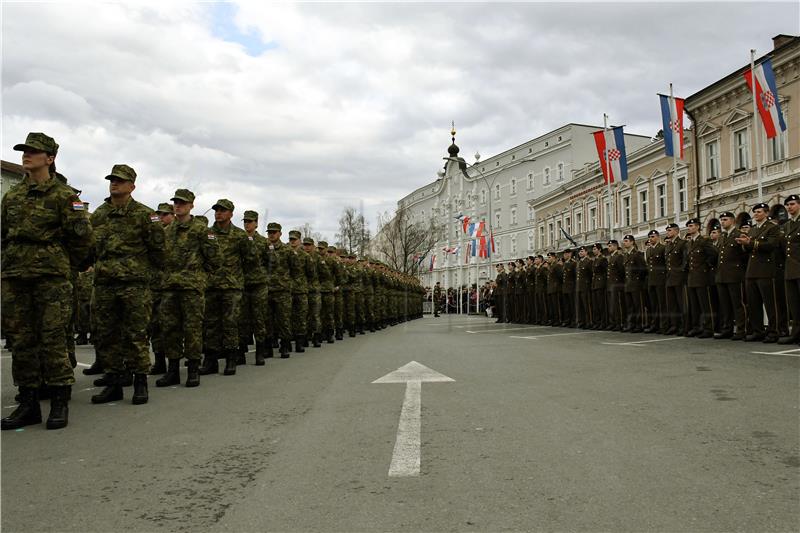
left=1, top=174, right=93, bottom=279
left=243, top=232, right=268, bottom=286
left=263, top=239, right=294, bottom=292
left=90, top=197, right=164, bottom=285
left=317, top=254, right=334, bottom=293
left=289, top=246, right=311, bottom=294
left=163, top=216, right=220, bottom=291
left=207, top=222, right=251, bottom=291
left=307, top=250, right=321, bottom=292
left=330, top=257, right=345, bottom=291
left=76, top=269, right=94, bottom=301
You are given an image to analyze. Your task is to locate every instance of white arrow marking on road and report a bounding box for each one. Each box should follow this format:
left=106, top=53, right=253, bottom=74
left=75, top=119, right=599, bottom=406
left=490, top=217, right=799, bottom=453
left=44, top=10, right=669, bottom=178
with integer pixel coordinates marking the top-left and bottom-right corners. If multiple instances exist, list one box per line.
left=602, top=337, right=685, bottom=346
left=373, top=361, right=454, bottom=477
left=465, top=326, right=547, bottom=334
left=750, top=348, right=800, bottom=357
left=510, top=331, right=600, bottom=340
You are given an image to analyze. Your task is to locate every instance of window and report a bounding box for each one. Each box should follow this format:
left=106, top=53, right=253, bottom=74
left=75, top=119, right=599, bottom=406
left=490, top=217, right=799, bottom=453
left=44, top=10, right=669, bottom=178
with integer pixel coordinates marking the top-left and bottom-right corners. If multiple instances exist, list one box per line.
left=495, top=236, right=501, bottom=255
left=481, top=189, right=487, bottom=204
left=494, top=184, right=501, bottom=200
left=495, top=211, right=501, bottom=228
left=528, top=231, right=534, bottom=251
left=420, top=209, right=425, bottom=220
left=528, top=205, right=534, bottom=220
left=657, top=184, right=666, bottom=218
left=527, top=173, right=534, bottom=190
left=511, top=235, right=517, bottom=255
left=705, top=141, right=720, bottom=181
left=511, top=208, right=518, bottom=225
left=548, top=223, right=554, bottom=245
left=576, top=212, right=583, bottom=234
left=768, top=129, right=787, bottom=162
left=544, top=168, right=551, bottom=186
left=678, top=177, right=687, bottom=212
left=604, top=199, right=611, bottom=226
left=622, top=196, right=631, bottom=227
left=557, top=162, right=564, bottom=182
left=511, top=178, right=517, bottom=195
left=639, top=190, right=648, bottom=222
left=565, top=216, right=571, bottom=235
left=734, top=128, right=749, bottom=171
left=589, top=206, right=597, bottom=231
left=538, top=226, right=545, bottom=249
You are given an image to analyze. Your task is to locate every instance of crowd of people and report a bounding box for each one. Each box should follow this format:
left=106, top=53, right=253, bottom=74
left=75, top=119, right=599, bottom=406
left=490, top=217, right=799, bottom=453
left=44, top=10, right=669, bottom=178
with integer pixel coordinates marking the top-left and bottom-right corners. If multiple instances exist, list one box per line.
left=1, top=132, right=426, bottom=431
left=482, top=202, right=799, bottom=344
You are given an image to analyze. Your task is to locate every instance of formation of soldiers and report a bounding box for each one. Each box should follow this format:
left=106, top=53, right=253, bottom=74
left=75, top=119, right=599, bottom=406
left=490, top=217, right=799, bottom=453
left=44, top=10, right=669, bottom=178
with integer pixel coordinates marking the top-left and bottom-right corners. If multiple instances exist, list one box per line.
left=492, top=200, right=800, bottom=345
left=1, top=132, right=425, bottom=431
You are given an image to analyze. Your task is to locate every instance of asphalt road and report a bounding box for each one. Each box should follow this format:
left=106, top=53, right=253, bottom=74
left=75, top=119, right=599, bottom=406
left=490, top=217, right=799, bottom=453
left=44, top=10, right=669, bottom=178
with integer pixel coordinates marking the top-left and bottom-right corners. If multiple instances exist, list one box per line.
left=2, top=315, right=798, bottom=533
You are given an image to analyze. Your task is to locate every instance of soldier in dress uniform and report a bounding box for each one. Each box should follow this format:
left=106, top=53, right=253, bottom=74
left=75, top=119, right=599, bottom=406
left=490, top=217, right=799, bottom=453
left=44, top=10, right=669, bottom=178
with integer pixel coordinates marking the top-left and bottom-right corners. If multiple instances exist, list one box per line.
left=535, top=255, right=549, bottom=325
left=707, top=219, right=723, bottom=333
left=561, top=249, right=577, bottom=327
left=736, top=203, right=781, bottom=343
left=515, top=259, right=526, bottom=323
left=590, top=244, right=607, bottom=330
left=494, top=264, right=506, bottom=323
left=546, top=252, right=563, bottom=326
left=506, top=262, right=517, bottom=322
left=433, top=282, right=443, bottom=317
left=643, top=230, right=666, bottom=333
left=780, top=195, right=800, bottom=345
left=684, top=218, right=718, bottom=338
left=606, top=240, right=626, bottom=331
left=525, top=257, right=537, bottom=324
left=770, top=204, right=790, bottom=338
left=575, top=246, right=593, bottom=329
left=622, top=235, right=647, bottom=333
left=663, top=223, right=688, bottom=335
left=714, top=212, right=748, bottom=340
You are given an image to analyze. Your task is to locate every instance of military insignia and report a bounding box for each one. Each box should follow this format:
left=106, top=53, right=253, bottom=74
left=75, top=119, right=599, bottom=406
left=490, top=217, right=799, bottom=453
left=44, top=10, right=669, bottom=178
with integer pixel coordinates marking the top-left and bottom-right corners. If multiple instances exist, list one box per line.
left=248, top=236, right=253, bottom=241
left=207, top=233, right=216, bottom=240
left=150, top=214, right=160, bottom=222
left=71, top=201, right=85, bottom=211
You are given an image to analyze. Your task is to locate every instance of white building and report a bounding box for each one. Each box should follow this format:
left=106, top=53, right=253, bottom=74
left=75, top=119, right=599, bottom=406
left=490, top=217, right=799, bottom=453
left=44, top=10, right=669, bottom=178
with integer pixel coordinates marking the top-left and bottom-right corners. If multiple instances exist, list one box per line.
left=401, top=124, right=651, bottom=289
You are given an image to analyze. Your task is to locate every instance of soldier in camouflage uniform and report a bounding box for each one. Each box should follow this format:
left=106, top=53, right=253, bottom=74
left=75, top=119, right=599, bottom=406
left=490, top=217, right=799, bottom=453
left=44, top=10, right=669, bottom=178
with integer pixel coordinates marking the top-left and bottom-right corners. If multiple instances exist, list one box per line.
left=239, top=210, right=269, bottom=364
left=329, top=246, right=345, bottom=340
left=316, top=241, right=336, bottom=343
left=361, top=259, right=376, bottom=332
left=341, top=252, right=357, bottom=337
left=303, top=238, right=323, bottom=348
left=200, top=199, right=251, bottom=376
left=148, top=202, right=175, bottom=375
left=156, top=189, right=219, bottom=388
left=288, top=230, right=311, bottom=352
left=1, top=133, right=93, bottom=430
left=89, top=164, right=164, bottom=406
left=263, top=222, right=295, bottom=358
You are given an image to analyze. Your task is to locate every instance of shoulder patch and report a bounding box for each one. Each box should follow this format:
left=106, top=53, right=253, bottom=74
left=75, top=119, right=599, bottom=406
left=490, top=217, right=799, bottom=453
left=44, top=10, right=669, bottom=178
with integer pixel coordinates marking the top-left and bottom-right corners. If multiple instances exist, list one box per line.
left=248, top=236, right=253, bottom=241
left=208, top=233, right=216, bottom=240
left=150, top=214, right=160, bottom=222
left=72, top=201, right=85, bottom=211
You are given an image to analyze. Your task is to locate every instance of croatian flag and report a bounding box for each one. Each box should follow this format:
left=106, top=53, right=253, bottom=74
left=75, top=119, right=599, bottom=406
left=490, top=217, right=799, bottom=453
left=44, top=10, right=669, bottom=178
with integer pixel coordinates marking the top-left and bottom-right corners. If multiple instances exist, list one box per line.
left=593, top=126, right=628, bottom=184
left=745, top=58, right=787, bottom=139
left=659, top=94, right=685, bottom=159
left=468, top=221, right=484, bottom=239
left=470, top=239, right=477, bottom=257
left=461, top=215, right=471, bottom=234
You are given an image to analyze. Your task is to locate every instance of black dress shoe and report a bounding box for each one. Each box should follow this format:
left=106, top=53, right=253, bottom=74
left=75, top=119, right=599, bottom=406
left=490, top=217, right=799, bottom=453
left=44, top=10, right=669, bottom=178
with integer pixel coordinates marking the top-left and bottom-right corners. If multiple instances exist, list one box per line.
left=697, top=331, right=713, bottom=339
left=762, top=336, right=778, bottom=344
left=664, top=327, right=677, bottom=335
left=685, top=329, right=699, bottom=337
left=731, top=333, right=745, bottom=341
left=778, top=335, right=799, bottom=345
left=745, top=334, right=765, bottom=342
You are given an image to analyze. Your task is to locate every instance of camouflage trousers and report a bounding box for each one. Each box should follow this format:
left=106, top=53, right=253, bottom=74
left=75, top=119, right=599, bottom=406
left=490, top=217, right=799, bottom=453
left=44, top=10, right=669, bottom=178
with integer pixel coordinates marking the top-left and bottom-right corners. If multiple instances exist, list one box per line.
left=3, top=276, right=75, bottom=387
left=204, top=289, right=242, bottom=354
left=306, top=291, right=321, bottom=338
left=343, top=290, right=356, bottom=331
left=149, top=290, right=165, bottom=356
left=75, top=298, right=91, bottom=336
left=291, top=292, right=309, bottom=337
left=240, top=284, right=268, bottom=347
left=320, top=292, right=335, bottom=334
left=93, top=283, right=152, bottom=375
left=354, top=291, right=365, bottom=329
left=334, top=290, right=344, bottom=331
left=363, top=292, right=375, bottom=327
left=266, top=290, right=292, bottom=342
left=161, top=289, right=204, bottom=361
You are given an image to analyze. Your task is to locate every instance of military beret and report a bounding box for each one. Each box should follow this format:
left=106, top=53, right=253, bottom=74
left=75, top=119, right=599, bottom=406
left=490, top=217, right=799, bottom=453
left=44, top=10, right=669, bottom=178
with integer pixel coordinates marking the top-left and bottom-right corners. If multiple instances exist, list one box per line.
left=242, top=210, right=258, bottom=221
left=105, top=164, right=137, bottom=183
left=623, top=234, right=635, bottom=241
left=288, top=230, right=301, bottom=239
left=156, top=203, right=174, bottom=214
left=784, top=194, right=799, bottom=205
left=719, top=211, right=735, bottom=219
left=580, top=245, right=591, bottom=252
left=171, top=188, right=195, bottom=203
left=607, top=239, right=619, bottom=246
left=665, top=223, right=680, bottom=230
left=686, top=218, right=701, bottom=227
left=212, top=199, right=234, bottom=211
left=752, top=202, right=770, bottom=212
left=267, top=222, right=282, bottom=232
left=740, top=219, right=752, bottom=228
left=647, top=230, right=659, bottom=237
left=317, top=240, right=328, bottom=248
left=14, top=132, right=59, bottom=155
left=709, top=223, right=721, bottom=231
left=592, top=243, right=603, bottom=250
left=303, top=237, right=315, bottom=245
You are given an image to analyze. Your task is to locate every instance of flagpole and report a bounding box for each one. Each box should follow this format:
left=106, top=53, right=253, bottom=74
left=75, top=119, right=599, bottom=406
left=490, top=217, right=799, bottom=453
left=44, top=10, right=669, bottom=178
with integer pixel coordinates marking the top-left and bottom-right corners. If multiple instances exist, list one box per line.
left=604, top=113, right=614, bottom=240
left=750, top=49, right=764, bottom=203
left=670, top=83, right=681, bottom=224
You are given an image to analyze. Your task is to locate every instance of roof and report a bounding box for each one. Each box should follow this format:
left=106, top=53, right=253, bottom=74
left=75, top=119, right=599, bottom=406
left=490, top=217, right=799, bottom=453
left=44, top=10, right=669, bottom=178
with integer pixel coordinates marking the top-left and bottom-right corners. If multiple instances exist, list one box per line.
left=1, top=160, right=25, bottom=176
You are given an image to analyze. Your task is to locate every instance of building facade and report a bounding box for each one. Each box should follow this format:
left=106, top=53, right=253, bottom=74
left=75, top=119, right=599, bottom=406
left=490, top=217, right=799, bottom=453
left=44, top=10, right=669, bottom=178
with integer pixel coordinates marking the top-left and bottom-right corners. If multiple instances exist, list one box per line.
left=1, top=160, right=25, bottom=199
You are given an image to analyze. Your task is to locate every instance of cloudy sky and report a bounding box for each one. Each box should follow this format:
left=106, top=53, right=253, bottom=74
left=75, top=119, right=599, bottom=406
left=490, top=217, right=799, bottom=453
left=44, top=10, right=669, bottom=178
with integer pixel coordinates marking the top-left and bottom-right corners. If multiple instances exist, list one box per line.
left=2, top=2, right=797, bottom=240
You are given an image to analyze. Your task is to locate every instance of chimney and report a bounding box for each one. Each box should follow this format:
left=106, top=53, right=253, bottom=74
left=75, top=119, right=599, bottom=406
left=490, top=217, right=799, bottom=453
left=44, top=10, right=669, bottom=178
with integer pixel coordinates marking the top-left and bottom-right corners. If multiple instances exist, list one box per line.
left=773, top=34, right=796, bottom=50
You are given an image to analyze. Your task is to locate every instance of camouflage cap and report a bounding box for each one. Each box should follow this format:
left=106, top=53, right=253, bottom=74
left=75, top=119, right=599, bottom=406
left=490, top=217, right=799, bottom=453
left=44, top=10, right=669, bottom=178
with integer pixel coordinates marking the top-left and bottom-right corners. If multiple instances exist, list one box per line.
left=267, top=222, right=282, bottom=232
left=288, top=230, right=301, bottom=239
left=156, top=203, right=174, bottom=214
left=171, top=188, right=195, bottom=203
left=212, top=199, right=234, bottom=211
left=13, top=132, right=59, bottom=155
left=327, top=246, right=338, bottom=253
left=242, top=210, right=258, bottom=221
left=337, top=247, right=347, bottom=255
left=105, top=164, right=137, bottom=182
left=317, top=240, right=328, bottom=248
left=303, top=237, right=315, bottom=245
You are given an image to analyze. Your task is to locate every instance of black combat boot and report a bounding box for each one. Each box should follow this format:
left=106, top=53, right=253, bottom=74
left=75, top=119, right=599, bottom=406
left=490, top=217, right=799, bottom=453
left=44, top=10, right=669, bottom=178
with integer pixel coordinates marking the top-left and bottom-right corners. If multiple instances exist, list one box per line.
left=1, top=387, right=41, bottom=430
left=82, top=359, right=104, bottom=375
left=199, top=353, right=219, bottom=375
left=46, top=386, right=70, bottom=429
left=223, top=352, right=237, bottom=376
left=254, top=341, right=266, bottom=366
left=312, top=333, right=322, bottom=348
left=132, top=374, right=148, bottom=405
left=295, top=336, right=306, bottom=353
left=185, top=360, right=200, bottom=387
left=156, top=359, right=180, bottom=387
left=120, top=370, right=133, bottom=387
left=91, top=375, right=123, bottom=404
left=149, top=353, right=167, bottom=375
left=279, top=339, right=291, bottom=359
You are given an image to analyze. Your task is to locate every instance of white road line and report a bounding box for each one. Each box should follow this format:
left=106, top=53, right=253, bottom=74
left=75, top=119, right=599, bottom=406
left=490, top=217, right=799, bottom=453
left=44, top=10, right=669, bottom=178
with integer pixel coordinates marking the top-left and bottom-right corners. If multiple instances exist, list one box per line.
left=751, top=348, right=800, bottom=357
left=510, top=331, right=600, bottom=340
left=466, top=326, right=547, bottom=334
left=602, top=337, right=685, bottom=346
left=425, top=321, right=490, bottom=327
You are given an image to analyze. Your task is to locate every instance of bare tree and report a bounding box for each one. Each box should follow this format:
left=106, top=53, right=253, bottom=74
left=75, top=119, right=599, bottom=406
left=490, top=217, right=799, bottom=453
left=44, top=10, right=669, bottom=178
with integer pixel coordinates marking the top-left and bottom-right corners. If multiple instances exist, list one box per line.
left=335, top=206, right=371, bottom=255
left=373, top=203, right=442, bottom=275
left=295, top=222, right=325, bottom=243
